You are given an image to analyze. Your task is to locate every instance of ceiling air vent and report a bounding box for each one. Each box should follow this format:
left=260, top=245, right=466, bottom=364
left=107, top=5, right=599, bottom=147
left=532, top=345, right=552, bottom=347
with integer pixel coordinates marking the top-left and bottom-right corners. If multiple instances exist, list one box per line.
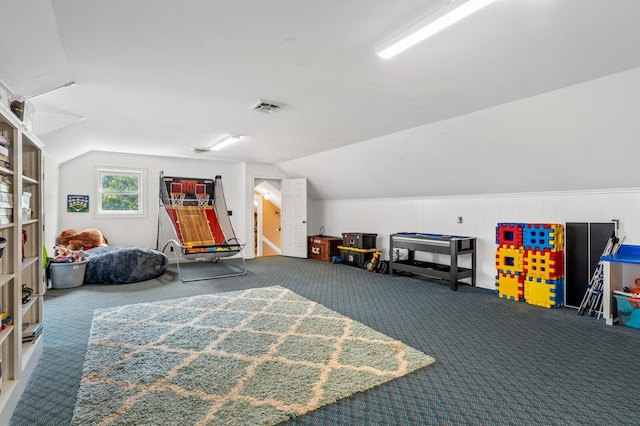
left=192, top=147, right=208, bottom=154
left=249, top=98, right=285, bottom=114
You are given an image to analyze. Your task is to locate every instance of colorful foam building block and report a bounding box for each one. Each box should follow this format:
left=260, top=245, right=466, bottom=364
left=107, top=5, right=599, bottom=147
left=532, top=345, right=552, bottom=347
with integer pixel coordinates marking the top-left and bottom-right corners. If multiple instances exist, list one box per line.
left=522, top=223, right=564, bottom=252
left=496, top=222, right=565, bottom=308
left=496, top=223, right=524, bottom=249
left=524, top=276, right=564, bottom=308
left=524, top=250, right=564, bottom=280
left=552, top=224, right=564, bottom=251
left=495, top=247, right=525, bottom=275
left=495, top=272, right=525, bottom=301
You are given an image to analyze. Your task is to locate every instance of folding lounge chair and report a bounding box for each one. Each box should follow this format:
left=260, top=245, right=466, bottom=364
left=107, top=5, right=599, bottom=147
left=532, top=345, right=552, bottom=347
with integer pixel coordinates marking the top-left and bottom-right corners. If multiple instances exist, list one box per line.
left=158, top=172, right=246, bottom=281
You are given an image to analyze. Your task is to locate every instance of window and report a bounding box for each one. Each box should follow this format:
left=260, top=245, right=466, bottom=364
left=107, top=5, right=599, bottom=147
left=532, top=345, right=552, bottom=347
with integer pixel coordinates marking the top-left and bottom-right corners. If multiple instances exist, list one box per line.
left=98, top=168, right=145, bottom=215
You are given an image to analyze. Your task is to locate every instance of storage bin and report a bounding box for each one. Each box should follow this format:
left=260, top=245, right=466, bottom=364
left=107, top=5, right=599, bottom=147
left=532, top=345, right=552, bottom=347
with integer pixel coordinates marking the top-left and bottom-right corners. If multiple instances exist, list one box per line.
left=342, top=233, right=377, bottom=249
left=308, top=236, right=342, bottom=262
left=613, top=291, right=640, bottom=330
left=339, top=248, right=375, bottom=269
left=50, top=259, right=88, bottom=289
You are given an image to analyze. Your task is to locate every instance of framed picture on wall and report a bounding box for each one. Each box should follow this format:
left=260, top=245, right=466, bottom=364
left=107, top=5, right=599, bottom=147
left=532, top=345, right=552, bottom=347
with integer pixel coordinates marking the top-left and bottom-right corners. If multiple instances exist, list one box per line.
left=67, top=194, right=89, bottom=212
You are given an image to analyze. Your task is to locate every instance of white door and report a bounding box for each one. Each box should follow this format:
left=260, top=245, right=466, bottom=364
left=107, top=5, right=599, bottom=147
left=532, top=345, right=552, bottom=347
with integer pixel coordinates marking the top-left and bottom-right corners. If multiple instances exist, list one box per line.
left=281, top=178, right=307, bottom=258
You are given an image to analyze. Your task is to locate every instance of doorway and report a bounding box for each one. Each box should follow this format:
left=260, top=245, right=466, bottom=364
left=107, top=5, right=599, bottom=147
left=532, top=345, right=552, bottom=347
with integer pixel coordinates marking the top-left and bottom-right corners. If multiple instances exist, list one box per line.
left=253, top=179, right=282, bottom=257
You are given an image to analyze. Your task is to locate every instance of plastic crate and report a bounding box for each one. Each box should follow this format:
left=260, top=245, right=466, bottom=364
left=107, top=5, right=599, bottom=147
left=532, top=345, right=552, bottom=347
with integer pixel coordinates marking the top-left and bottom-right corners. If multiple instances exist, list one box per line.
left=342, top=233, right=377, bottom=249
left=339, top=248, right=375, bottom=269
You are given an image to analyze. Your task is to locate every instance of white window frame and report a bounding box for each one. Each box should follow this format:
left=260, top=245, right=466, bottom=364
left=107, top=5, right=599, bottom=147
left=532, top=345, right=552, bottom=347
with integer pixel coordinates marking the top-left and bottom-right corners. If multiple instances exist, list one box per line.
left=97, top=168, right=146, bottom=216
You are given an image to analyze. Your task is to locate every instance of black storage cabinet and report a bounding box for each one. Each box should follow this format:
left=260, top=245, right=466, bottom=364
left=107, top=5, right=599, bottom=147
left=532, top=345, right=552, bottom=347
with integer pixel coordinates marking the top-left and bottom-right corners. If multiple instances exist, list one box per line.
left=565, top=222, right=616, bottom=308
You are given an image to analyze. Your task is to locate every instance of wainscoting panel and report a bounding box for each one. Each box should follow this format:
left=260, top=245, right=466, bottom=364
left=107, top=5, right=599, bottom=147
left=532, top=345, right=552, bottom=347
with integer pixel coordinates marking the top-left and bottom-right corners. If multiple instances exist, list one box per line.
left=316, top=189, right=640, bottom=290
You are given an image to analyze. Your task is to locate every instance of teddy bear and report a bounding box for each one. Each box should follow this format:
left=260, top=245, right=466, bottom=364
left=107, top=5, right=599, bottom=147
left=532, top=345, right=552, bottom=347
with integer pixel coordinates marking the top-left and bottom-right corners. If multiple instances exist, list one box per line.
left=57, top=228, right=108, bottom=251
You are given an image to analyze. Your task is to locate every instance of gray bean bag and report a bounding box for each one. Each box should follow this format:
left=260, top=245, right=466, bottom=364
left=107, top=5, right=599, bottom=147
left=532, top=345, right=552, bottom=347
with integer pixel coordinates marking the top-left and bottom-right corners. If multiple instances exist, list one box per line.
left=84, top=246, right=168, bottom=284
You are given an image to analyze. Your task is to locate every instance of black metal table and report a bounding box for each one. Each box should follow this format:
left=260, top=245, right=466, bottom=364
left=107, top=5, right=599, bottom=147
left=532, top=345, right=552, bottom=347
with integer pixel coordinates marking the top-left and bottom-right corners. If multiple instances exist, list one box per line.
left=389, top=233, right=476, bottom=290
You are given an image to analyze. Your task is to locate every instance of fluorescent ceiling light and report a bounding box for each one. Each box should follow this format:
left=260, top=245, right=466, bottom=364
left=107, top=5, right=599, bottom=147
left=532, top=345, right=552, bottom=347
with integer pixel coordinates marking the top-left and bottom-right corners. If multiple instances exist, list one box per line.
left=376, top=0, right=496, bottom=59
left=210, top=134, right=241, bottom=151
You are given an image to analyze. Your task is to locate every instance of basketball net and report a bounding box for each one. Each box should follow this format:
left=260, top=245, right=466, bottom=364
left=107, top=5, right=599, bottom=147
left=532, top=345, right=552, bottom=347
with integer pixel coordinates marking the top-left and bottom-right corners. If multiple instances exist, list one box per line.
left=171, top=192, right=185, bottom=206
left=196, top=193, right=210, bottom=207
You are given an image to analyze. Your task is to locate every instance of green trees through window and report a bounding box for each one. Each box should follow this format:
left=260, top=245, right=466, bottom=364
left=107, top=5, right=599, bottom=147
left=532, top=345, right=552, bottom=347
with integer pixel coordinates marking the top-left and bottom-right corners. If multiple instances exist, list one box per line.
left=99, top=170, right=143, bottom=214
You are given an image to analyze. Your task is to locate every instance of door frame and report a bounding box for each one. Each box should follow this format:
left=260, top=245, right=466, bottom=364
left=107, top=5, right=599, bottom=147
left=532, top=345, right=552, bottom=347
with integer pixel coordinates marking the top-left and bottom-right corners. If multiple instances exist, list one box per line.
left=253, top=193, right=263, bottom=257
left=248, top=175, right=307, bottom=259
left=248, top=173, right=286, bottom=259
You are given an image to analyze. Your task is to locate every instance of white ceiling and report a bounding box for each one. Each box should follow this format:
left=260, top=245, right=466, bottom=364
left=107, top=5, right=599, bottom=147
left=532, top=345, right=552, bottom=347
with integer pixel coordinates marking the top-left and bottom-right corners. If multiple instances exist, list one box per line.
left=2, top=0, right=640, bottom=170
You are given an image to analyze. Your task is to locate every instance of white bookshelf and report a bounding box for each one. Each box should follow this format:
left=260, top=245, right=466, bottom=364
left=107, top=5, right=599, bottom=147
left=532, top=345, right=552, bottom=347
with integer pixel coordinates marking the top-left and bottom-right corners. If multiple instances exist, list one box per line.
left=0, top=101, right=44, bottom=423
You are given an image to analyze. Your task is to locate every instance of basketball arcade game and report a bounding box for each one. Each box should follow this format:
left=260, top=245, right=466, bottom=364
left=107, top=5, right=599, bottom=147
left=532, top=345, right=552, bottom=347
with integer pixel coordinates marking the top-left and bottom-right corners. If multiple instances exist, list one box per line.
left=158, top=172, right=246, bottom=281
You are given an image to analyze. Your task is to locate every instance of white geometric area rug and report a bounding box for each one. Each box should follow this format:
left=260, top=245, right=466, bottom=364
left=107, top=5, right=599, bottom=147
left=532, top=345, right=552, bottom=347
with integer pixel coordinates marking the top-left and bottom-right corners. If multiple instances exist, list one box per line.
left=71, top=286, right=435, bottom=426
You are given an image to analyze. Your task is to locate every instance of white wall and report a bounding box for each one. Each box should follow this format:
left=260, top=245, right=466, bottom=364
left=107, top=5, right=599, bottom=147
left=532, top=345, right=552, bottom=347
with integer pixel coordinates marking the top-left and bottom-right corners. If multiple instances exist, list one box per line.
left=315, top=188, right=640, bottom=290
left=58, top=151, right=244, bottom=250
left=56, top=153, right=301, bottom=259
left=43, top=153, right=60, bottom=252
left=271, top=65, right=640, bottom=292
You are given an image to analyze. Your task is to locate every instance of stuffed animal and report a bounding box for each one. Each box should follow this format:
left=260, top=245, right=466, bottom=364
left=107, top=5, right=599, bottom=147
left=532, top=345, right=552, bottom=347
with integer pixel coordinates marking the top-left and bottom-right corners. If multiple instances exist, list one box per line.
left=52, top=245, right=88, bottom=263
left=56, top=229, right=79, bottom=247
left=57, top=228, right=108, bottom=251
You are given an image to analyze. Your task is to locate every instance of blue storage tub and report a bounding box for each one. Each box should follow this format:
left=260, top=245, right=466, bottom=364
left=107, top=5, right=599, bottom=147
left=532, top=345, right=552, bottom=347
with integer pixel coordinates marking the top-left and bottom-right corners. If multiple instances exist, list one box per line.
left=613, top=291, right=640, bottom=330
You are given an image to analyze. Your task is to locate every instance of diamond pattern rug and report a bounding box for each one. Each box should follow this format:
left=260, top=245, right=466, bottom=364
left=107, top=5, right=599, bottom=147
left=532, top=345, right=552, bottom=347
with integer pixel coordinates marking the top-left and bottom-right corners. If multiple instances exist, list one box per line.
left=71, top=286, right=435, bottom=425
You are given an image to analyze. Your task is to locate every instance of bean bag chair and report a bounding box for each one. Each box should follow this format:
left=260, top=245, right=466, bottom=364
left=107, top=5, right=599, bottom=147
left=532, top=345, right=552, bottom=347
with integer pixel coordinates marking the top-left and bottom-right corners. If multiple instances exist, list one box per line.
left=84, top=246, right=168, bottom=284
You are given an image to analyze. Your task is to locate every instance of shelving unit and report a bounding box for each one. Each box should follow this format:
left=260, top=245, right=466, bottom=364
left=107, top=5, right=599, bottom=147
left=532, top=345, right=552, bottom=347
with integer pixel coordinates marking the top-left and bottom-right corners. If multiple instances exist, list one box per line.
left=0, top=102, right=44, bottom=423
left=389, top=233, right=476, bottom=291
left=601, top=245, right=640, bottom=326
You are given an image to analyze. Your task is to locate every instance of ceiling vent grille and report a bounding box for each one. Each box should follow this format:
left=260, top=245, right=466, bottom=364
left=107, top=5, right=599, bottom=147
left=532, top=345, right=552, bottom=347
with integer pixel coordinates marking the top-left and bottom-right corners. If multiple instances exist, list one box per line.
left=249, top=98, right=285, bottom=114
left=192, top=147, right=208, bottom=154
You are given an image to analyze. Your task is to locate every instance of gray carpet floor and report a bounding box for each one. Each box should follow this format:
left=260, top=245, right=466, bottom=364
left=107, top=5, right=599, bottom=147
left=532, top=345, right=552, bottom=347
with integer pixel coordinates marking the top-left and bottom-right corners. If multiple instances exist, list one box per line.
left=9, top=256, right=640, bottom=425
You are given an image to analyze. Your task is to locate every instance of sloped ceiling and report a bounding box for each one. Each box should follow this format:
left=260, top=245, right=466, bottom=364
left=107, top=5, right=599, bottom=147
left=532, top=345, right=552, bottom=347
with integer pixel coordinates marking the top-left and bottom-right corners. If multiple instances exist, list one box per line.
left=279, top=66, right=640, bottom=199
left=1, top=1, right=640, bottom=198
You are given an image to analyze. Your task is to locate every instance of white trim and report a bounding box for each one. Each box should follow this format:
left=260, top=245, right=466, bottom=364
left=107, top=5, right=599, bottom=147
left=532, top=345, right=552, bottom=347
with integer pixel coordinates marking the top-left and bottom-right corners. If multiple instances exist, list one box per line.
left=321, top=187, right=640, bottom=203
left=254, top=194, right=263, bottom=257
left=262, top=236, right=282, bottom=255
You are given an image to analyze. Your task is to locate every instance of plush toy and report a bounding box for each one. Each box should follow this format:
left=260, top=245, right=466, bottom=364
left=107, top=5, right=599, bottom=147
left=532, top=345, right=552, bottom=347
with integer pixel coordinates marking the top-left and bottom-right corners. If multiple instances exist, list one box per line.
left=56, top=229, right=79, bottom=247
left=57, top=228, right=108, bottom=251
left=52, top=245, right=89, bottom=263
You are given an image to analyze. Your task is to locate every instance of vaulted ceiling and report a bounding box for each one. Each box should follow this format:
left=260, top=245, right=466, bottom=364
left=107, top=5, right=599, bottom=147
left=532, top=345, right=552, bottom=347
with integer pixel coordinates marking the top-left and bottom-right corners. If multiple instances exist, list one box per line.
left=2, top=1, right=640, bottom=178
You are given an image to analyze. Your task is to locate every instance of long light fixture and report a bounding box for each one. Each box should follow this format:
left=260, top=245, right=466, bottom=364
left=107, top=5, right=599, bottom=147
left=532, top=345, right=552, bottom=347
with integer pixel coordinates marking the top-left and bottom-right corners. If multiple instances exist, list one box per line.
left=210, top=134, right=241, bottom=151
left=376, top=0, right=496, bottom=59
